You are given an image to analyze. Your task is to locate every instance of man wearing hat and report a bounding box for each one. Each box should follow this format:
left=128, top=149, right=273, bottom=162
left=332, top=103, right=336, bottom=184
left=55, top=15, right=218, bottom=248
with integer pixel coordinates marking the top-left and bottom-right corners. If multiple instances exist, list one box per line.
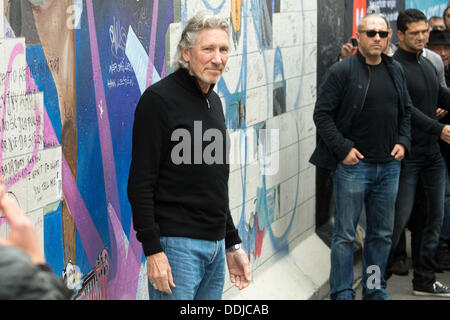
left=427, top=29, right=450, bottom=271
left=428, top=29, right=450, bottom=86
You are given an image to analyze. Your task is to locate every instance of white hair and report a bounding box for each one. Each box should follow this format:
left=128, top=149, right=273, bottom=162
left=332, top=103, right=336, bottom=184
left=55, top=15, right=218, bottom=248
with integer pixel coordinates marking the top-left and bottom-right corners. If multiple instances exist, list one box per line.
left=173, top=11, right=230, bottom=70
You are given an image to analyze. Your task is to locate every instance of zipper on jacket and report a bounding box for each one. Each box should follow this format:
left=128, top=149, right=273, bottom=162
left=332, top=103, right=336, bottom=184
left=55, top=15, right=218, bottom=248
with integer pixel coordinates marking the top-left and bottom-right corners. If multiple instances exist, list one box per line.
left=355, top=66, right=371, bottom=120
left=206, top=97, right=211, bottom=109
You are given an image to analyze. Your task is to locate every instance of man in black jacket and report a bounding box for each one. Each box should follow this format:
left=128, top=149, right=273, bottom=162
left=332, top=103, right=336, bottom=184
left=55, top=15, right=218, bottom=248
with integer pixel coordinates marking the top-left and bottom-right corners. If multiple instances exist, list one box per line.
left=127, top=11, right=251, bottom=300
left=389, top=9, right=450, bottom=297
left=420, top=29, right=450, bottom=272
left=310, top=13, right=411, bottom=300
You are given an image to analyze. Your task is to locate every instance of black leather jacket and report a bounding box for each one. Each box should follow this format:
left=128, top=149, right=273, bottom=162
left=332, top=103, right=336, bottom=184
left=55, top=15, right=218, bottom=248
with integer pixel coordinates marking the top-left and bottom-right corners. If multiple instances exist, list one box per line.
left=310, top=50, right=411, bottom=171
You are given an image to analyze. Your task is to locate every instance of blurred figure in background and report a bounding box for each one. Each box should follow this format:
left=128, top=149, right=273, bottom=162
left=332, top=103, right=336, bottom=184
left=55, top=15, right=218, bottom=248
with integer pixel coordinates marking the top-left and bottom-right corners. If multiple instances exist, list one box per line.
left=0, top=177, right=73, bottom=300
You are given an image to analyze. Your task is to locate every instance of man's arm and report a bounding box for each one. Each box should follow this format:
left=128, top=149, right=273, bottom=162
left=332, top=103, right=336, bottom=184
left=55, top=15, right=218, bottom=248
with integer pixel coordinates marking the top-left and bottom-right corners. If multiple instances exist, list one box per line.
left=127, top=90, right=175, bottom=294
left=313, top=64, right=355, bottom=161
left=128, top=90, right=169, bottom=256
left=397, top=70, right=412, bottom=154
left=409, top=103, right=450, bottom=144
left=436, top=85, right=450, bottom=143
left=438, top=84, right=450, bottom=112
left=223, top=180, right=252, bottom=290
left=338, top=38, right=357, bottom=61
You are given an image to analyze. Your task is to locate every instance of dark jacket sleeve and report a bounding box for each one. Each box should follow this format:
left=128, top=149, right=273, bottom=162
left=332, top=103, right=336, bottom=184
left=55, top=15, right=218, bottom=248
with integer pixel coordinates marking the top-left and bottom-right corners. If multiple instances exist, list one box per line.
left=438, top=84, right=450, bottom=112
left=0, top=246, right=73, bottom=300
left=408, top=82, right=447, bottom=137
left=313, top=65, right=354, bottom=161
left=409, top=98, right=445, bottom=137
left=127, top=90, right=170, bottom=257
left=397, top=67, right=411, bottom=153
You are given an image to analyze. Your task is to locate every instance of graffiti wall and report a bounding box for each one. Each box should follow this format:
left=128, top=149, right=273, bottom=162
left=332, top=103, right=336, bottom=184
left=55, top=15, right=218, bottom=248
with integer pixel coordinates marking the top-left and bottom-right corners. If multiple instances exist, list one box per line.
left=0, top=0, right=317, bottom=299
left=405, top=0, right=448, bottom=18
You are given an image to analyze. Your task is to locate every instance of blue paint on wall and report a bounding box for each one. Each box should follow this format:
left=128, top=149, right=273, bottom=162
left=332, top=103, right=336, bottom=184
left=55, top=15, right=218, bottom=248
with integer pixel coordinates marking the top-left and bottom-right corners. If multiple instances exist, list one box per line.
left=26, top=45, right=61, bottom=141
left=406, top=0, right=448, bottom=17
left=44, top=204, right=65, bottom=276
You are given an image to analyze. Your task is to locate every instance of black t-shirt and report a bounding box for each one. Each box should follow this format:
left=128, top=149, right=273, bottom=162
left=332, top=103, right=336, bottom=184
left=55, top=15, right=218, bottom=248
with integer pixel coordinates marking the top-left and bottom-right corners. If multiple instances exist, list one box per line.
left=350, top=62, right=399, bottom=162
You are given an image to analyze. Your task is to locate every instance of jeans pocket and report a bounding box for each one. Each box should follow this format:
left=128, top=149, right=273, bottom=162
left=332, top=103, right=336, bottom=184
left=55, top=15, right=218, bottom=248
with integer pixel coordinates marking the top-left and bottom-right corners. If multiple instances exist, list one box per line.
left=341, top=160, right=362, bottom=167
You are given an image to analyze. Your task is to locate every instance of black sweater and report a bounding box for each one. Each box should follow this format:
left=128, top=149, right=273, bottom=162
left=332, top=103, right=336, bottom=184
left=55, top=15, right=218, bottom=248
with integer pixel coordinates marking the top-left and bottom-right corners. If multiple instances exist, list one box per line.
left=127, top=68, right=241, bottom=257
left=393, top=47, right=450, bottom=158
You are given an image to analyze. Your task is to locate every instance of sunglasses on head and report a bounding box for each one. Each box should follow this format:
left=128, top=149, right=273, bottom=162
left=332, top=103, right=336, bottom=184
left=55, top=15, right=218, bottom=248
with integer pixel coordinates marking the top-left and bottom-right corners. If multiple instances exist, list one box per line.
left=360, top=30, right=389, bottom=38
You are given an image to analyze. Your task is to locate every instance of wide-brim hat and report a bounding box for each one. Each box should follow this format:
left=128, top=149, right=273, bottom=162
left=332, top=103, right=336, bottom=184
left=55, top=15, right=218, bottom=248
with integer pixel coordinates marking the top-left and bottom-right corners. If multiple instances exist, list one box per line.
left=428, top=29, right=450, bottom=46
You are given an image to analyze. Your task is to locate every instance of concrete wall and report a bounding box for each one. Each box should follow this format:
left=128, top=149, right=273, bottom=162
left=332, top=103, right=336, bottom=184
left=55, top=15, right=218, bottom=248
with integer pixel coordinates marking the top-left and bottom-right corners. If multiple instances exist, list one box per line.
left=0, top=0, right=321, bottom=300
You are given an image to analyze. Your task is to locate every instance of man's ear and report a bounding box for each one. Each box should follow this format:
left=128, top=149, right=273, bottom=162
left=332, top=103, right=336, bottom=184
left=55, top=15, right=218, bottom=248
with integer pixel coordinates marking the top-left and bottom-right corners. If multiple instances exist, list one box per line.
left=397, top=30, right=404, bottom=42
left=181, top=47, right=191, bottom=63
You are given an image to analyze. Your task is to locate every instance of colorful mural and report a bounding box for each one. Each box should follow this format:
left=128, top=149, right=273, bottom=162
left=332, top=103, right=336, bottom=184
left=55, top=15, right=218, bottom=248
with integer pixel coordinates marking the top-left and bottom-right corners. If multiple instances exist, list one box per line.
left=0, top=0, right=318, bottom=299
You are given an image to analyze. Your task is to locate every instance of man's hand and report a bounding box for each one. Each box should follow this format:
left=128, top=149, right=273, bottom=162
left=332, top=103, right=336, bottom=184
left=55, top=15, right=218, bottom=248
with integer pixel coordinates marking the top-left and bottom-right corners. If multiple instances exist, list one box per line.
left=0, top=179, right=45, bottom=265
left=226, top=248, right=252, bottom=290
left=441, top=125, right=450, bottom=144
left=146, top=252, right=176, bottom=294
left=342, top=148, right=364, bottom=165
left=340, top=38, right=356, bottom=60
left=391, top=144, right=406, bottom=160
left=437, top=108, right=448, bottom=120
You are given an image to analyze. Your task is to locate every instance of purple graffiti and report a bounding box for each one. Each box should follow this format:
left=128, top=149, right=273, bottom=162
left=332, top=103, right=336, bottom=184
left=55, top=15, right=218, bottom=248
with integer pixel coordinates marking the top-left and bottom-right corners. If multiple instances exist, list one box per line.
left=86, top=0, right=122, bottom=221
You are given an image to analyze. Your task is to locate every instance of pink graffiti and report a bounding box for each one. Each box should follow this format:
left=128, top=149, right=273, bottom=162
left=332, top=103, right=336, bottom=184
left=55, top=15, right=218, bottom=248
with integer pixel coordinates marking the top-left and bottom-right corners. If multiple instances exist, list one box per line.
left=0, top=43, right=41, bottom=191
left=75, top=262, right=108, bottom=300
left=107, top=204, right=141, bottom=299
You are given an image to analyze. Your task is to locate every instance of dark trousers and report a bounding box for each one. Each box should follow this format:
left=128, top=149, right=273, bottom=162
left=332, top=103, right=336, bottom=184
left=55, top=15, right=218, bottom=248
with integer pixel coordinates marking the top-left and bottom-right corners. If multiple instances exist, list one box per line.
left=389, top=153, right=446, bottom=289
left=392, top=230, right=407, bottom=262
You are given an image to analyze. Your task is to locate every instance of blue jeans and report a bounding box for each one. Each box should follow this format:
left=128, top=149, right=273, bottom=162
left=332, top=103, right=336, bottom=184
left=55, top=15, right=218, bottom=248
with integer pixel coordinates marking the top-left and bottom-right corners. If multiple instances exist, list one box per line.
left=148, top=237, right=226, bottom=300
left=330, top=160, right=401, bottom=300
left=390, top=153, right=446, bottom=289
left=438, top=170, right=450, bottom=248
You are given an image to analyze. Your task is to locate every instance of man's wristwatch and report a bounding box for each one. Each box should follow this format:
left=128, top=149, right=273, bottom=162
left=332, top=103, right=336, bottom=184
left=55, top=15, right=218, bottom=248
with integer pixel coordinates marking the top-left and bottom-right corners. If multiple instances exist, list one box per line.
left=226, top=243, right=241, bottom=253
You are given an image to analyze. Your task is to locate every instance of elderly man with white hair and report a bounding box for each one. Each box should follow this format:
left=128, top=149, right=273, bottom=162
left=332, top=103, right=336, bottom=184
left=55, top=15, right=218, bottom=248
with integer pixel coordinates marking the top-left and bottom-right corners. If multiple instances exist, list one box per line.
left=127, top=11, right=251, bottom=300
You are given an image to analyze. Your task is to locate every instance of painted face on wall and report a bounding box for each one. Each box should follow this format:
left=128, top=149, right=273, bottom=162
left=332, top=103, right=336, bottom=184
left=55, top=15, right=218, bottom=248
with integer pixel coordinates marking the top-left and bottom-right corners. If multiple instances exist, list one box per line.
left=182, top=28, right=230, bottom=93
